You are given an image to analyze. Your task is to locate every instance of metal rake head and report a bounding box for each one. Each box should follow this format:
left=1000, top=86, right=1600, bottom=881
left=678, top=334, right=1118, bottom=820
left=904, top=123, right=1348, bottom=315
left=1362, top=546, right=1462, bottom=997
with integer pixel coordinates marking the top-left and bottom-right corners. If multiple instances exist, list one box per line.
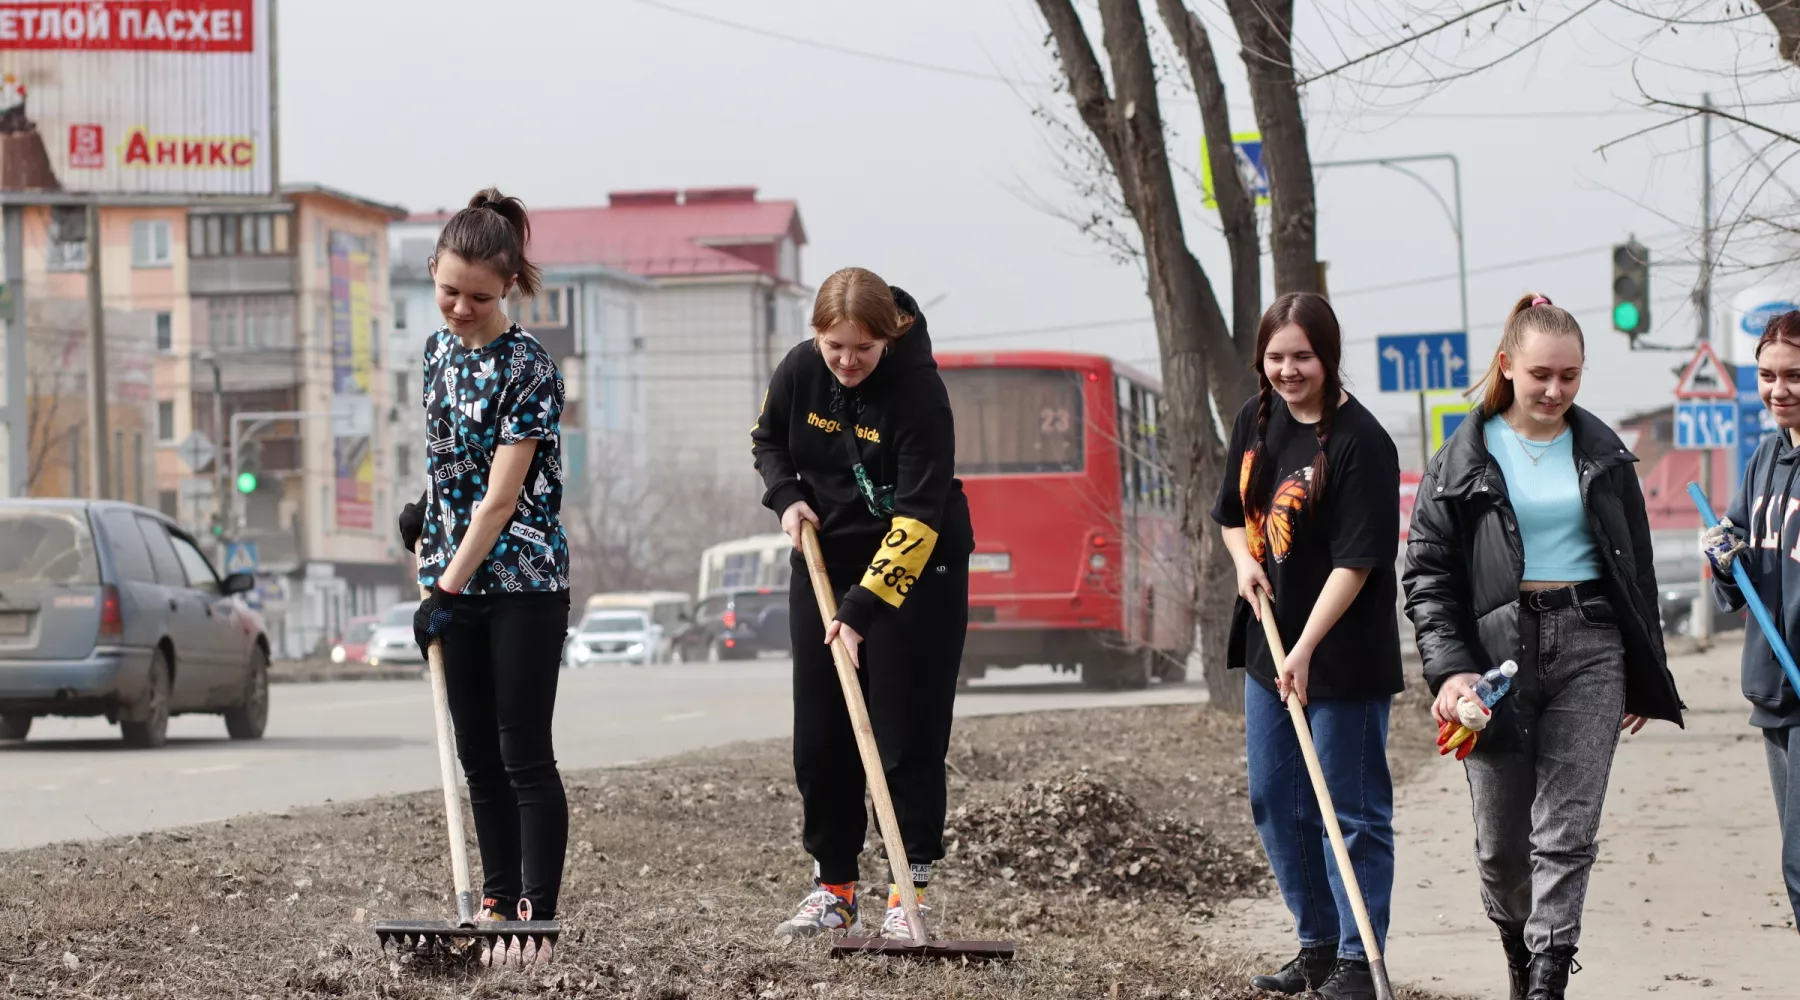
left=374, top=920, right=561, bottom=969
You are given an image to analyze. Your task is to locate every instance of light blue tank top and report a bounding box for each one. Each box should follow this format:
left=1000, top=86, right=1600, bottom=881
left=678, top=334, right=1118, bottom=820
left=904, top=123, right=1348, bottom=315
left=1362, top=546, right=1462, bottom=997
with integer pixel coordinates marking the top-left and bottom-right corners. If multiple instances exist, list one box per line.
left=1484, top=417, right=1601, bottom=582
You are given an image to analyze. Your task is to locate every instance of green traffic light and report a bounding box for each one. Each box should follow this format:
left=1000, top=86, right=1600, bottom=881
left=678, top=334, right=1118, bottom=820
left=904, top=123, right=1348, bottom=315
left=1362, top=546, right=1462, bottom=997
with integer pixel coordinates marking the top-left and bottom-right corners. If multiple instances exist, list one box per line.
left=236, top=471, right=258, bottom=494
left=1613, top=301, right=1641, bottom=332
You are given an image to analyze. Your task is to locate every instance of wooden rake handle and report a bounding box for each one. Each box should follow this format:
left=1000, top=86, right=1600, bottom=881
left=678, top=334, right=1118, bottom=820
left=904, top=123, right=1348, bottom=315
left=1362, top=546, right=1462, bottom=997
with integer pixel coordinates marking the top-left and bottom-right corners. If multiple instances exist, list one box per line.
left=1255, top=590, right=1389, bottom=978
left=422, top=585, right=477, bottom=926
left=798, top=520, right=928, bottom=944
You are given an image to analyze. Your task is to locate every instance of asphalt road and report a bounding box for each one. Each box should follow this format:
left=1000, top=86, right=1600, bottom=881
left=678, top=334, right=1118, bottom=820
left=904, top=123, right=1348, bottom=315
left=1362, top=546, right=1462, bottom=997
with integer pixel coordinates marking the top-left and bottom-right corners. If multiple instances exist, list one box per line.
left=0, top=661, right=1202, bottom=850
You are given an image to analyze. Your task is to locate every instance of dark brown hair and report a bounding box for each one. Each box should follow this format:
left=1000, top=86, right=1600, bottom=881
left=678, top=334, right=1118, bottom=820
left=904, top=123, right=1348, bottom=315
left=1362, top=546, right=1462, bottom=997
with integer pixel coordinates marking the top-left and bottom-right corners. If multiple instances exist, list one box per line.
left=1244, top=291, right=1344, bottom=519
left=1469, top=292, right=1584, bottom=415
left=432, top=187, right=541, bottom=297
left=1756, top=310, right=1800, bottom=359
left=811, top=267, right=915, bottom=341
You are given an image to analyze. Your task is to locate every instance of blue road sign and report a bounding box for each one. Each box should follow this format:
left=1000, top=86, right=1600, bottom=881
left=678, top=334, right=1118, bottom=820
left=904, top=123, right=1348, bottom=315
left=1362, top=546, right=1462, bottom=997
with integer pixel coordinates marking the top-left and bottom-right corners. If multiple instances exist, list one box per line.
left=224, top=541, right=258, bottom=575
left=1377, top=333, right=1470, bottom=393
left=1675, top=401, right=1738, bottom=450
left=1738, top=364, right=1774, bottom=478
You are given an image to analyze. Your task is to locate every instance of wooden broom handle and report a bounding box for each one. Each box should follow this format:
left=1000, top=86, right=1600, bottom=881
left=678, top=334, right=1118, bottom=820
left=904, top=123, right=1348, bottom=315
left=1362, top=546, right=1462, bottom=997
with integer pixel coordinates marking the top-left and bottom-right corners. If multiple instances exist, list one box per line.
left=1256, top=589, right=1384, bottom=964
left=798, top=520, right=927, bottom=944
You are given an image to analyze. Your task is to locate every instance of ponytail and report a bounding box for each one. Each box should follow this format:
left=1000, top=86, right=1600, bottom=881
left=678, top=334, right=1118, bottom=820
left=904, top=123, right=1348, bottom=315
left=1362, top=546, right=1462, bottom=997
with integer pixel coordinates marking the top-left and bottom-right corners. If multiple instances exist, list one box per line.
left=433, top=187, right=542, bottom=298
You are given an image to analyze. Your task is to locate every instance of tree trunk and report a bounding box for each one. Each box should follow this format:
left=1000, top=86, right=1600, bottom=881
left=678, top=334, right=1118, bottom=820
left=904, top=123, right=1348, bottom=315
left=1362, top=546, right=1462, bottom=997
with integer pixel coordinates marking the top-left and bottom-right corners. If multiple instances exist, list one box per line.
left=1157, top=0, right=1261, bottom=360
left=1759, top=0, right=1800, bottom=67
left=1038, top=0, right=1252, bottom=711
left=1227, top=0, right=1319, bottom=296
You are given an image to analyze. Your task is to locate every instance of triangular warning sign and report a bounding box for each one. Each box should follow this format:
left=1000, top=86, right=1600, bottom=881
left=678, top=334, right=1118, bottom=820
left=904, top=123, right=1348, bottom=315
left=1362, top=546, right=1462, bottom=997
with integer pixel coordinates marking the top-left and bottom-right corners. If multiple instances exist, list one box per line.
left=1675, top=342, right=1735, bottom=399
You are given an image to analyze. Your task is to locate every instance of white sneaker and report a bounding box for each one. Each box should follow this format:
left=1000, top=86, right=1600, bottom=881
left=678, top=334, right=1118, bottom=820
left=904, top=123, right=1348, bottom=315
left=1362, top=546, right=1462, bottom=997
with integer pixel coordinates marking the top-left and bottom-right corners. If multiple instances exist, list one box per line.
left=772, top=887, right=861, bottom=939
left=879, top=898, right=932, bottom=940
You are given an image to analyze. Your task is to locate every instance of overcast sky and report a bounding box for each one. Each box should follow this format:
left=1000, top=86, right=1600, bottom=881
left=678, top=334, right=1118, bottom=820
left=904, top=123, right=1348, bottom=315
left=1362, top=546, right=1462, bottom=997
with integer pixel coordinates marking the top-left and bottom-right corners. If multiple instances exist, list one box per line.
left=278, top=1, right=1800, bottom=459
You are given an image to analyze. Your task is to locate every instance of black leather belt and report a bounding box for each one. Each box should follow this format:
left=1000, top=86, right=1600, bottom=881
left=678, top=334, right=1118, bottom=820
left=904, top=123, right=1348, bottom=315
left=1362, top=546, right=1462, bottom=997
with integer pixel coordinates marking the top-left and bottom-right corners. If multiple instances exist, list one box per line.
left=1520, top=580, right=1608, bottom=611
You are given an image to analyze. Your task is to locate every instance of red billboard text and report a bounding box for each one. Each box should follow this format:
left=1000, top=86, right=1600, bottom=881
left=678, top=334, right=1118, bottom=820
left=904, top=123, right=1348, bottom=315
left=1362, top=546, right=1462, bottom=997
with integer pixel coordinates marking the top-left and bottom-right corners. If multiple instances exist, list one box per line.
left=0, top=1, right=253, bottom=52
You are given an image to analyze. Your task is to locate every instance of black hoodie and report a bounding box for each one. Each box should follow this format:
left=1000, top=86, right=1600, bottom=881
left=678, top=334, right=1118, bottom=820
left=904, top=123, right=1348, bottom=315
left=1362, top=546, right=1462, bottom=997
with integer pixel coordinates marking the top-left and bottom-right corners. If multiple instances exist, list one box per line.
left=751, top=287, right=973, bottom=635
left=1715, top=430, right=1800, bottom=729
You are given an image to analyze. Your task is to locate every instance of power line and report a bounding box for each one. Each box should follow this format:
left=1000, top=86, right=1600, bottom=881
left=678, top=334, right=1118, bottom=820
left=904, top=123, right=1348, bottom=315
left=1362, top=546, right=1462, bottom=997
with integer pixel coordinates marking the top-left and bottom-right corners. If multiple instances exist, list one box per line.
left=623, top=0, right=1033, bottom=87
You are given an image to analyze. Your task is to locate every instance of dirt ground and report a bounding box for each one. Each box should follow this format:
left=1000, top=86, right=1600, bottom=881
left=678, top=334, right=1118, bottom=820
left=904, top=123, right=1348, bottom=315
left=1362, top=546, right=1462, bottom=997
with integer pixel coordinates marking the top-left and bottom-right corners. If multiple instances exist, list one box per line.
left=0, top=691, right=1459, bottom=1000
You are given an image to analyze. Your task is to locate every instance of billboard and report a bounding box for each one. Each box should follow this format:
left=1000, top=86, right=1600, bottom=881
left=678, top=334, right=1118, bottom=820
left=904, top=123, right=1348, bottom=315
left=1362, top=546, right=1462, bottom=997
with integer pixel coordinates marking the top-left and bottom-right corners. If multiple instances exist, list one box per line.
left=330, top=230, right=374, bottom=532
left=0, top=0, right=272, bottom=195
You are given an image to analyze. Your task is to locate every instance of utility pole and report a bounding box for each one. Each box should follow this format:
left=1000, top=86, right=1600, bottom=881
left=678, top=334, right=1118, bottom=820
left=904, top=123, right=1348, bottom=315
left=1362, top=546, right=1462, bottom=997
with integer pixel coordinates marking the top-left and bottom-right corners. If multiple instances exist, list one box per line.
left=2, top=206, right=23, bottom=498
left=84, top=202, right=108, bottom=500
left=201, top=351, right=227, bottom=559
left=1696, top=94, right=1715, bottom=650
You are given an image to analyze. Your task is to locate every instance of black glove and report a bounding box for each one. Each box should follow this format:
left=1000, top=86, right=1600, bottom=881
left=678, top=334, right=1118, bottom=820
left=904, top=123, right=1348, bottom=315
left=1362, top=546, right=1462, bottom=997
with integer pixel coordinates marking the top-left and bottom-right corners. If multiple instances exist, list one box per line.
left=413, top=585, right=460, bottom=659
left=398, top=491, right=427, bottom=554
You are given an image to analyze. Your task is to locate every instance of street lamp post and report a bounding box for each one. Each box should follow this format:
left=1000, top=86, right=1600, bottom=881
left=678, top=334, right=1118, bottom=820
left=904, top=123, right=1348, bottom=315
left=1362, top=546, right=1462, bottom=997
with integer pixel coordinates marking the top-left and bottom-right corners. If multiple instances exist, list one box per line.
left=1316, top=153, right=1467, bottom=470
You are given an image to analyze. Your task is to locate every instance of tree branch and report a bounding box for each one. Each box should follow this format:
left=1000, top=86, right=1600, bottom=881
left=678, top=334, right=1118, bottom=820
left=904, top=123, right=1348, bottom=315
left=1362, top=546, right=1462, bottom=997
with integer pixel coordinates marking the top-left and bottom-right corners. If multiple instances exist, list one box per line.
left=1297, top=0, right=1514, bottom=85
left=1035, top=0, right=1122, bottom=168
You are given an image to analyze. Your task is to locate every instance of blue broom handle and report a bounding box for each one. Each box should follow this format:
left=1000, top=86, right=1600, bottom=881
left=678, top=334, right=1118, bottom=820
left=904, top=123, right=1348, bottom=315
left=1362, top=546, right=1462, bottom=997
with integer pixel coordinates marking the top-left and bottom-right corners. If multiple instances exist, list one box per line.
left=1688, top=481, right=1800, bottom=695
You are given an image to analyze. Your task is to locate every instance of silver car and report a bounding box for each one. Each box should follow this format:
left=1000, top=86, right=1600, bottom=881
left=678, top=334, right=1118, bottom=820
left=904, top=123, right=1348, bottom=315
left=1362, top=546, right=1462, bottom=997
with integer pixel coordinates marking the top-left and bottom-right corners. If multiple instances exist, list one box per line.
left=0, top=500, right=268, bottom=748
left=366, top=601, right=425, bottom=669
left=563, top=610, right=661, bottom=667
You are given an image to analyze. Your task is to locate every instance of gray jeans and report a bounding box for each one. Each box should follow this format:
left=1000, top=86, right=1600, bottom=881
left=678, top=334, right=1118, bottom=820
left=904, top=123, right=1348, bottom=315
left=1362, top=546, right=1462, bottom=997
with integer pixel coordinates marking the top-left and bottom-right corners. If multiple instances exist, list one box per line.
left=1763, top=726, right=1800, bottom=931
left=1464, top=600, right=1626, bottom=953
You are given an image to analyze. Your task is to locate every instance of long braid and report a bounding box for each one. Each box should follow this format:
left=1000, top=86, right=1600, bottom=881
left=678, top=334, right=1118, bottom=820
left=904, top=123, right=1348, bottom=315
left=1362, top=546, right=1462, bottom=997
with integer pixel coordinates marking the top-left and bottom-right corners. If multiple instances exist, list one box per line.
left=1308, top=379, right=1342, bottom=515
left=1244, top=383, right=1276, bottom=519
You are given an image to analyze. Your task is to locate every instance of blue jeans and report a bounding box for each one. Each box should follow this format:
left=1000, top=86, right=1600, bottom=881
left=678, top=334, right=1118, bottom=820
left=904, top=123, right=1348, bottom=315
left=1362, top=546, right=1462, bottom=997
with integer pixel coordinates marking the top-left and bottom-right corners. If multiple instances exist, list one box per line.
left=1245, top=675, right=1395, bottom=960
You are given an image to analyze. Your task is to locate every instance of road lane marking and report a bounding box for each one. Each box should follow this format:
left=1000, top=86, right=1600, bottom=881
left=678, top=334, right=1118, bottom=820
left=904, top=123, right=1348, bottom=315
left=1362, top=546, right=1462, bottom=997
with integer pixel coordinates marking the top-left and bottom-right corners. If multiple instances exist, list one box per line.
left=661, top=711, right=706, bottom=723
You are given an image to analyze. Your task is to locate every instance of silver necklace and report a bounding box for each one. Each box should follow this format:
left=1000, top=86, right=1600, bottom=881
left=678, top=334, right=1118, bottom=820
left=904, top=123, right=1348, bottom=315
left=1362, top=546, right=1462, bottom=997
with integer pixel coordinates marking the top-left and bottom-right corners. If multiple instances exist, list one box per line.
left=1510, top=423, right=1560, bottom=465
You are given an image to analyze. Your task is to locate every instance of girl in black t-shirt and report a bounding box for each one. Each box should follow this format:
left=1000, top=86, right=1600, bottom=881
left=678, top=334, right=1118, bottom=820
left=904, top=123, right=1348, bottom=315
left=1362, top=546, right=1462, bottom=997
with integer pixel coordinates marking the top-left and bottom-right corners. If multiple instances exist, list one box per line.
left=1210, top=292, right=1401, bottom=998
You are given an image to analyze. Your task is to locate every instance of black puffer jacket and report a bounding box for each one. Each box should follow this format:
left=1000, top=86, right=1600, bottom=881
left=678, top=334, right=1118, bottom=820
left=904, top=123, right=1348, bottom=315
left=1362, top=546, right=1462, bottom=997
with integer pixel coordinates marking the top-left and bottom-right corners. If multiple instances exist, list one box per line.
left=1403, top=405, right=1683, bottom=726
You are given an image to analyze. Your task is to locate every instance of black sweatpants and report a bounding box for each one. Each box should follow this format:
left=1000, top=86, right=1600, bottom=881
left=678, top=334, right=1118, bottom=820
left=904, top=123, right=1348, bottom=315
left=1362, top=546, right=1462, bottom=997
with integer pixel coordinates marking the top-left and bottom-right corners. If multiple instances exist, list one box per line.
left=440, top=590, right=571, bottom=920
left=790, top=551, right=967, bottom=885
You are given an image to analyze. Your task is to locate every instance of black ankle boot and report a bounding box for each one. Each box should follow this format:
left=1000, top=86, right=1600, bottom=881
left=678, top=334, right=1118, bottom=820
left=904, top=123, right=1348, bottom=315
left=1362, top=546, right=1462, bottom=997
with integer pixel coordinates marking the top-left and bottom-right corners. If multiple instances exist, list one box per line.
left=1500, top=930, right=1530, bottom=1000
left=1248, top=945, right=1335, bottom=994
left=1316, top=958, right=1376, bottom=1000
left=1525, top=947, right=1580, bottom=1000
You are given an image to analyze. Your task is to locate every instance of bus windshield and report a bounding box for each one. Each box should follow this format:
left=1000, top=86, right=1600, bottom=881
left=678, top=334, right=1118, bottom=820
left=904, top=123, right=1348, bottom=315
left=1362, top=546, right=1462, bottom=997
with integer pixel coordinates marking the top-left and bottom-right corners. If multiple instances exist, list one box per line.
left=942, top=368, right=1085, bottom=475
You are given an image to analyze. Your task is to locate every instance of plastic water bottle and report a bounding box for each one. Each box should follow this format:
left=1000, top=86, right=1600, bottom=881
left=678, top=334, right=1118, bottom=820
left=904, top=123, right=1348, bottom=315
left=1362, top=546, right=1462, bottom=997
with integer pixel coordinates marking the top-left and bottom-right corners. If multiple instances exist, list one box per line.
left=1472, top=660, right=1518, bottom=707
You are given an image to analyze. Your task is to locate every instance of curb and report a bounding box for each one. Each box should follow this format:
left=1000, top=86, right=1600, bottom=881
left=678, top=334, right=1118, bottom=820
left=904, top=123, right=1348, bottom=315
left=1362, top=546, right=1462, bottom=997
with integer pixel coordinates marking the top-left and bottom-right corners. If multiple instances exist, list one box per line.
left=270, top=668, right=425, bottom=684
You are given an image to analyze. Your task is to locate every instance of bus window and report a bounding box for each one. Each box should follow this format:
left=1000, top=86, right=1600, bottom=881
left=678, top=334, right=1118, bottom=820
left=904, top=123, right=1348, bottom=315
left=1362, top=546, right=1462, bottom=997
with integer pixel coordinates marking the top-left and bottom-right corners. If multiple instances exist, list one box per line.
left=942, top=368, right=1084, bottom=475
left=721, top=551, right=760, bottom=590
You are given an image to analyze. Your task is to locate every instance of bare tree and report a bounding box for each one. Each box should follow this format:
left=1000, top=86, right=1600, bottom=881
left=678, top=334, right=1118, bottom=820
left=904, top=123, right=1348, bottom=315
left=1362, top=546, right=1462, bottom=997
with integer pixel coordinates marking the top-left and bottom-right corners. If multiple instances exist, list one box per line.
left=1038, top=0, right=1324, bottom=710
left=1225, top=0, right=1321, bottom=295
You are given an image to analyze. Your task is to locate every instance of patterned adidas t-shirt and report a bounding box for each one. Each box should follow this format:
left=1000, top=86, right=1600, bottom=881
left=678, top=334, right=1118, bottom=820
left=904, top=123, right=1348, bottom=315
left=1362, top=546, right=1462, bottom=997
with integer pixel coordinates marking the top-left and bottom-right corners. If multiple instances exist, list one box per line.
left=416, top=324, right=570, bottom=595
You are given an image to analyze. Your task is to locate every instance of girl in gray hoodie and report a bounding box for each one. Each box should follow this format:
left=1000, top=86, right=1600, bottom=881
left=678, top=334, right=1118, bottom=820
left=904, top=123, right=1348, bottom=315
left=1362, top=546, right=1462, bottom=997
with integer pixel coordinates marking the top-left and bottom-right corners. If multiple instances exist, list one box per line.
left=1704, top=309, right=1800, bottom=934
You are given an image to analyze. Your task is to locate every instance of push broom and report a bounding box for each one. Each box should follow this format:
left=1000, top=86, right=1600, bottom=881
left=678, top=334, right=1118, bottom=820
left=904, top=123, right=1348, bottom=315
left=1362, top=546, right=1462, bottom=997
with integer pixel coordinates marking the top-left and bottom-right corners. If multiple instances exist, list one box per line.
left=373, top=587, right=559, bottom=968
left=798, top=521, right=1015, bottom=962
left=1257, top=590, right=1396, bottom=1000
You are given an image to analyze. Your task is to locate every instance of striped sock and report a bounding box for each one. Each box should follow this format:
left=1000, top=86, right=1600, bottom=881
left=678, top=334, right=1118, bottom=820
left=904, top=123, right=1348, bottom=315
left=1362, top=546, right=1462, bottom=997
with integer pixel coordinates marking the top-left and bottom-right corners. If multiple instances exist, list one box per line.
left=819, top=880, right=857, bottom=906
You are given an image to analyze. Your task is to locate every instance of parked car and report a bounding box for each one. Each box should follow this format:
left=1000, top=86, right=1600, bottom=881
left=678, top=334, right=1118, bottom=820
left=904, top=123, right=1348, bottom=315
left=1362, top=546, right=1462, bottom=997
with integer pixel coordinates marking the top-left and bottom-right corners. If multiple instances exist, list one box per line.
left=0, top=500, right=269, bottom=748
left=670, top=587, right=789, bottom=662
left=366, top=601, right=424, bottom=668
left=331, top=615, right=379, bottom=665
left=563, top=609, right=662, bottom=667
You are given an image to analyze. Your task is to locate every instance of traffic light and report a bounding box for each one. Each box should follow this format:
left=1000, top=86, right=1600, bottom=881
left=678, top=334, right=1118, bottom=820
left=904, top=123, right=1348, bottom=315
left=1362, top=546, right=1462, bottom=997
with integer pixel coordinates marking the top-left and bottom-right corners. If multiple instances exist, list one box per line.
left=235, top=438, right=261, bottom=494
left=1612, top=239, right=1650, bottom=338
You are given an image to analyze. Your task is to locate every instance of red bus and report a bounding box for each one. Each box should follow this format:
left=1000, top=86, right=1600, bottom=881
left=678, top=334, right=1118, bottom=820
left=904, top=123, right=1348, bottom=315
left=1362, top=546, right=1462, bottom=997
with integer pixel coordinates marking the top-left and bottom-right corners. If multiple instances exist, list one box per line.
left=938, top=350, right=1192, bottom=689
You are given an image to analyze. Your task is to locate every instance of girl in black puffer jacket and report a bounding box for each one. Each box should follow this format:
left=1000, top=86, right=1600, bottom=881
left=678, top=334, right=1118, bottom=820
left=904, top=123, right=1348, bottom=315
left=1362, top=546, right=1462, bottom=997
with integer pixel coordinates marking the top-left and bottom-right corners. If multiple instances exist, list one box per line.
left=1404, top=293, right=1681, bottom=1000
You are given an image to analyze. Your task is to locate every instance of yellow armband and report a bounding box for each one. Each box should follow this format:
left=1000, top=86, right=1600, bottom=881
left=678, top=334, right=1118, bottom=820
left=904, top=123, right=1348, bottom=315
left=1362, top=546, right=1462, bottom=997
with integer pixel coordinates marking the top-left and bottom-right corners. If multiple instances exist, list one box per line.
left=860, top=516, right=939, bottom=608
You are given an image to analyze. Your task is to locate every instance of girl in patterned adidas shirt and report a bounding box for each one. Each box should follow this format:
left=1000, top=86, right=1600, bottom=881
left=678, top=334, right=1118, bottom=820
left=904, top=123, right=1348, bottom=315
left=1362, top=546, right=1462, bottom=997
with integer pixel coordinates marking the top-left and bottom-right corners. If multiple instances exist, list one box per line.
left=397, top=188, right=572, bottom=946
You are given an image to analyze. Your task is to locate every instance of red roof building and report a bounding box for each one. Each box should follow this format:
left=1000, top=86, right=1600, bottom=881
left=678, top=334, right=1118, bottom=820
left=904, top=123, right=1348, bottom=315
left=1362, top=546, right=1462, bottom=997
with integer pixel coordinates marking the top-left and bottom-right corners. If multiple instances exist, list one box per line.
left=390, top=186, right=813, bottom=531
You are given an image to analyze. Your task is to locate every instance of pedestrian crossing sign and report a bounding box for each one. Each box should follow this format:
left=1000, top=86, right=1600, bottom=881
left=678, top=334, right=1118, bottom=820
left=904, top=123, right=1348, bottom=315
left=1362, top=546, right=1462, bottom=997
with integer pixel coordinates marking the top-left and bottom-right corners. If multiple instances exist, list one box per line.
left=1427, top=391, right=1472, bottom=455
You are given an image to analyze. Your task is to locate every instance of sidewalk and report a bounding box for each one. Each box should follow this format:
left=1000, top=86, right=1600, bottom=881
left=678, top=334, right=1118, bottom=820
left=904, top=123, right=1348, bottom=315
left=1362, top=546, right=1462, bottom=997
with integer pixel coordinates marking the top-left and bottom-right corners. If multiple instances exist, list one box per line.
left=1211, top=638, right=1797, bottom=997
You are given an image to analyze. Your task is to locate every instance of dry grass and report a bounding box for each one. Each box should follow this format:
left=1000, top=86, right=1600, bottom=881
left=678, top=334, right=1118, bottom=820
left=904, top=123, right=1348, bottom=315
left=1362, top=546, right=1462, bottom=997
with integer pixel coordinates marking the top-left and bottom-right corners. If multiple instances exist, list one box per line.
left=0, top=689, right=1459, bottom=999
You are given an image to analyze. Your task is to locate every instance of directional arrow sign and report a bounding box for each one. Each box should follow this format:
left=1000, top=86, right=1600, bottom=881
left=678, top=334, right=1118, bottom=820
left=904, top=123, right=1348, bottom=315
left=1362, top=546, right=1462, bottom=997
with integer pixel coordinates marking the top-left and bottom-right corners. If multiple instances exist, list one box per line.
left=175, top=430, right=215, bottom=473
left=1378, top=333, right=1470, bottom=393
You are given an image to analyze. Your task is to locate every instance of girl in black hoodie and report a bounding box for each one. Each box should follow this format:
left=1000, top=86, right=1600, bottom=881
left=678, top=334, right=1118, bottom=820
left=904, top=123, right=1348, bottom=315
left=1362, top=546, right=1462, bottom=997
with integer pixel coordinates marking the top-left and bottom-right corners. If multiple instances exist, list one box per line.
left=751, top=267, right=974, bottom=941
